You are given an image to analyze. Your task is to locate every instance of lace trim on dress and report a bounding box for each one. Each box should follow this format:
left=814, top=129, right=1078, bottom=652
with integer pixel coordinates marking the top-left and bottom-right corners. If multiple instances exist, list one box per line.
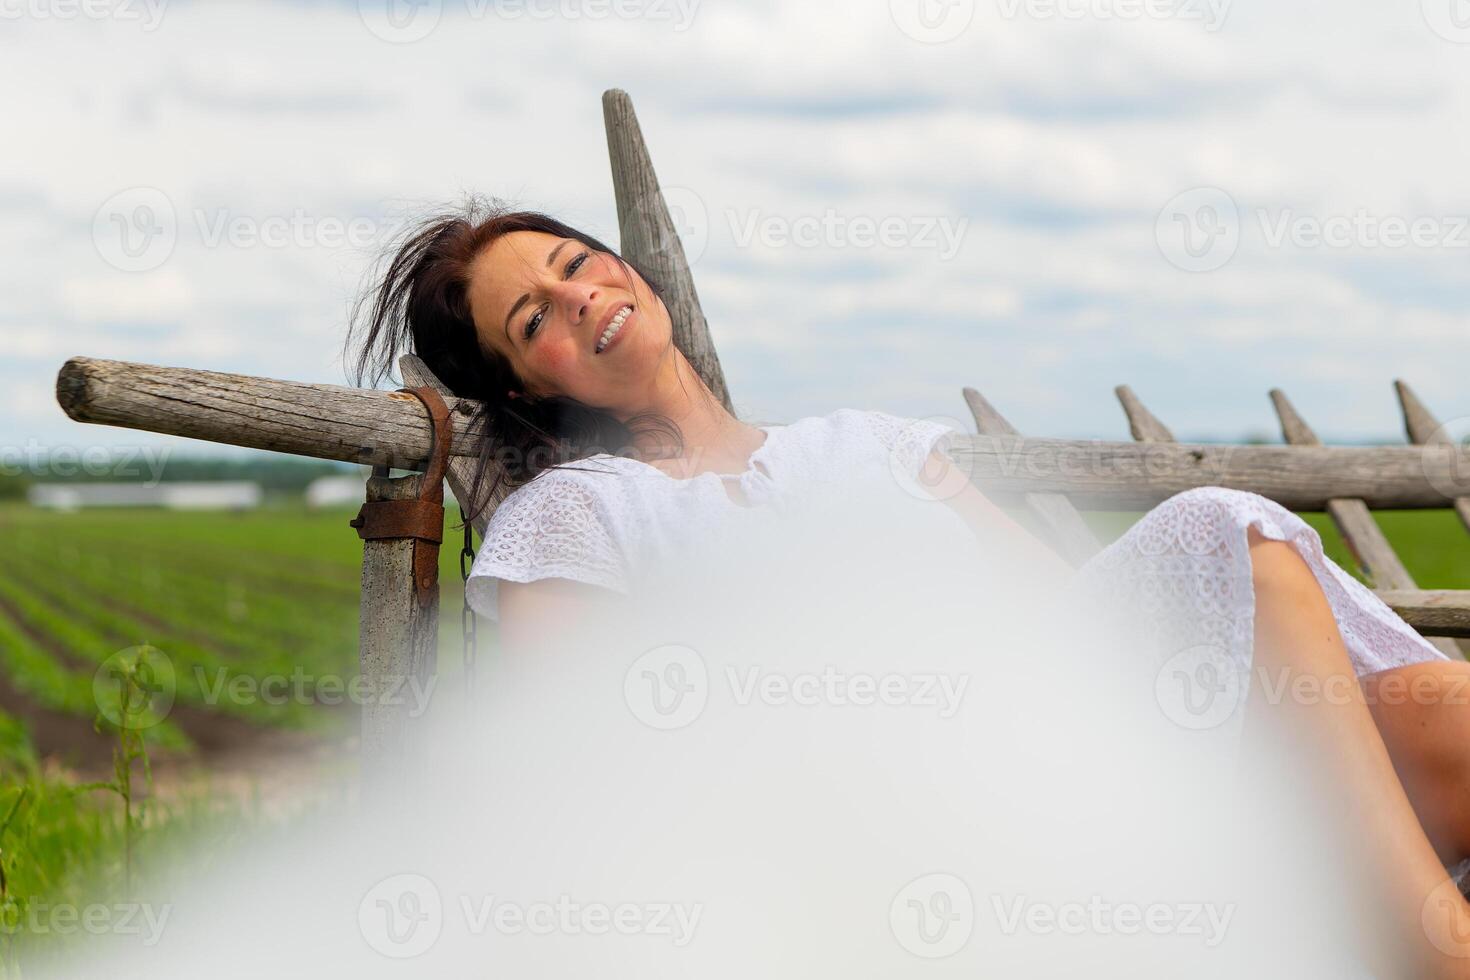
left=464, top=469, right=628, bottom=623
left=1068, top=486, right=1448, bottom=699
left=857, top=409, right=959, bottom=479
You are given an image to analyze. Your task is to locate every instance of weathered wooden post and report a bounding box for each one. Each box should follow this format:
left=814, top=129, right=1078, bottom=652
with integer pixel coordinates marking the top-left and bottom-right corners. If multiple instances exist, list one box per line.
left=603, top=88, right=733, bottom=412
left=349, top=387, right=455, bottom=775
left=355, top=467, right=437, bottom=771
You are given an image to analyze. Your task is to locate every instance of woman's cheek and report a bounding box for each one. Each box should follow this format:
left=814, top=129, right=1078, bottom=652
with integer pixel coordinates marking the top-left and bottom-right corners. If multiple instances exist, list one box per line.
left=535, top=342, right=579, bottom=387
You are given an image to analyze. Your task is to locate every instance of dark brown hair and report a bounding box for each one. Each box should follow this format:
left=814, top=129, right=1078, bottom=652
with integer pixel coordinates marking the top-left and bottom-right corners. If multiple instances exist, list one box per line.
left=344, top=197, right=693, bottom=525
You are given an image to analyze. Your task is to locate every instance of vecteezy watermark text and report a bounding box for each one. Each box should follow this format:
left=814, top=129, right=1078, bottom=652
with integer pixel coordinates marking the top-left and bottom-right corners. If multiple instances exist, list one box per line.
left=357, top=874, right=702, bottom=959
left=887, top=873, right=1235, bottom=960
left=0, top=440, right=171, bottom=484
left=193, top=665, right=438, bottom=718
left=1156, top=643, right=1470, bottom=732
left=357, top=0, right=701, bottom=43
left=990, top=894, right=1235, bottom=947
left=725, top=665, right=969, bottom=718
left=0, top=0, right=166, bottom=29
left=0, top=901, right=172, bottom=946
left=93, top=187, right=393, bottom=273
left=726, top=208, right=970, bottom=261
left=1158, top=186, right=1470, bottom=272
left=994, top=0, right=1229, bottom=30
left=623, top=645, right=971, bottom=731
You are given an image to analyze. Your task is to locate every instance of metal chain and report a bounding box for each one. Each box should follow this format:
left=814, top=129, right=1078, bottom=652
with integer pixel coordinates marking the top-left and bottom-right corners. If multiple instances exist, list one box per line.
left=459, top=519, right=477, bottom=700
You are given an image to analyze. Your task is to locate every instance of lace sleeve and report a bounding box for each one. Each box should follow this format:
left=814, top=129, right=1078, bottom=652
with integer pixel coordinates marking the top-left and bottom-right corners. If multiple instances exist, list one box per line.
left=857, top=409, right=959, bottom=479
left=464, top=471, right=629, bottom=623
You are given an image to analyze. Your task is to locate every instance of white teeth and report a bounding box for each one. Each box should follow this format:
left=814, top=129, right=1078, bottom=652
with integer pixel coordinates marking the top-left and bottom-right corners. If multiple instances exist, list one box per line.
left=597, top=305, right=632, bottom=353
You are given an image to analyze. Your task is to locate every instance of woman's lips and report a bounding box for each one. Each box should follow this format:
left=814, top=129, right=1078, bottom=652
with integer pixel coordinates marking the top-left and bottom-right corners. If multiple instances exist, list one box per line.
left=598, top=306, right=633, bottom=354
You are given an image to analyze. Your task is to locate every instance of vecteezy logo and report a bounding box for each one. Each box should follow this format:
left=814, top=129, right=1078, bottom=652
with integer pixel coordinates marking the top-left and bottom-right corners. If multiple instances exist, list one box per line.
left=1420, top=417, right=1470, bottom=503
left=358, top=0, right=443, bottom=43
left=1154, top=643, right=1244, bottom=731
left=890, top=873, right=975, bottom=958
left=634, top=185, right=710, bottom=268
left=889, top=0, right=976, bottom=43
left=358, top=873, right=443, bottom=958
left=887, top=415, right=967, bottom=503
left=1422, top=0, right=1470, bottom=42
left=623, top=644, right=709, bottom=730
left=92, top=645, right=176, bottom=731
left=1423, top=875, right=1470, bottom=957
left=1155, top=187, right=1240, bottom=272
left=93, top=187, right=177, bottom=273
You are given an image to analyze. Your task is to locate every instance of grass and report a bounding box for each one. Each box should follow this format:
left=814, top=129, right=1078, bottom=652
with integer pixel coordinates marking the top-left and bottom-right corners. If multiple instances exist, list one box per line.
left=0, top=500, right=476, bottom=975
left=0, top=752, right=348, bottom=978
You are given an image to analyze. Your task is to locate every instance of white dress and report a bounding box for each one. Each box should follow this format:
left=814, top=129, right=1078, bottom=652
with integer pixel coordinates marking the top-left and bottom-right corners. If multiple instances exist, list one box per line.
left=467, top=407, right=1449, bottom=685
left=466, top=407, right=1467, bottom=898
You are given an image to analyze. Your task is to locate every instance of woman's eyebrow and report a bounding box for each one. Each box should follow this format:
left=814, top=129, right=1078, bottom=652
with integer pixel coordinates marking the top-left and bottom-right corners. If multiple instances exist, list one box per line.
left=502, top=239, right=572, bottom=343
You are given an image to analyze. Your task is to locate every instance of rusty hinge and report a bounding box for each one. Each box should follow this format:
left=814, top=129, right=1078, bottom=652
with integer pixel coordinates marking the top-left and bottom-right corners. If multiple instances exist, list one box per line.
left=350, top=386, right=454, bottom=609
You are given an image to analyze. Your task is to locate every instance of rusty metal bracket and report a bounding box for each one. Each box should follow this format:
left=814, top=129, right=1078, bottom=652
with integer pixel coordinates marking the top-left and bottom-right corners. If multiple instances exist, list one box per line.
left=349, top=386, right=454, bottom=608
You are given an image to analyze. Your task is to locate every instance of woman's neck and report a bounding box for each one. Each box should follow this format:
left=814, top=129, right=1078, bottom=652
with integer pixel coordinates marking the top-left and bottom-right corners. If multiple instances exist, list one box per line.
left=625, top=353, right=765, bottom=478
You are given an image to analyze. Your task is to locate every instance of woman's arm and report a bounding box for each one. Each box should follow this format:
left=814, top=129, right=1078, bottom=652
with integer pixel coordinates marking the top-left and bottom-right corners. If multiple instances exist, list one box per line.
left=498, top=578, right=624, bottom=656
left=917, top=448, right=1076, bottom=578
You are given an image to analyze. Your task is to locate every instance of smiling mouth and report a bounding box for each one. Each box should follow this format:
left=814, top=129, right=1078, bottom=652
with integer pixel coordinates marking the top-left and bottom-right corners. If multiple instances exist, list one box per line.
left=595, top=304, right=633, bottom=354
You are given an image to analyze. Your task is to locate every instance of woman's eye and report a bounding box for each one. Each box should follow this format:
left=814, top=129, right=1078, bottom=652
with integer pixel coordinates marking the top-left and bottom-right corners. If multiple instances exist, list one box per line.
left=524, top=251, right=592, bottom=340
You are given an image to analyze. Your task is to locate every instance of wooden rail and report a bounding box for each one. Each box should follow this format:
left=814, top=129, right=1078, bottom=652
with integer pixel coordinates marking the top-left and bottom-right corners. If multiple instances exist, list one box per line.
left=58, top=357, right=1470, bottom=510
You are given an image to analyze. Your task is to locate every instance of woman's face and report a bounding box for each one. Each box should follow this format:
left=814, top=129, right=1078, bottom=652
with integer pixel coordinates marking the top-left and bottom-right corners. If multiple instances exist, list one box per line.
left=466, top=230, right=672, bottom=413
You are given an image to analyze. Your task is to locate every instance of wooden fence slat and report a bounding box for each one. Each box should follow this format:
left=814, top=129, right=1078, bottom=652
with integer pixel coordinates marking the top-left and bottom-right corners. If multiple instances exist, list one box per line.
left=1270, top=389, right=1416, bottom=587
left=602, top=88, right=732, bottom=413
left=1114, top=385, right=1175, bottom=443
left=961, top=386, right=1101, bottom=567
left=1269, top=388, right=1464, bottom=659
left=1379, top=590, right=1470, bottom=639
left=1396, top=379, right=1470, bottom=536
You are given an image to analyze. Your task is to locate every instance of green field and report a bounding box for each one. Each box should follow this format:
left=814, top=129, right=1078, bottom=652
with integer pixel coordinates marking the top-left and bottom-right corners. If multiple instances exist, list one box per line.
left=0, top=499, right=1467, bottom=972
left=0, top=501, right=479, bottom=974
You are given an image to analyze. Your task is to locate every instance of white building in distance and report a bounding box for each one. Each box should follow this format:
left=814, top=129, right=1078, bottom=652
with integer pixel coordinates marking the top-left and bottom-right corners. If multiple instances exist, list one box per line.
left=28, top=482, right=263, bottom=512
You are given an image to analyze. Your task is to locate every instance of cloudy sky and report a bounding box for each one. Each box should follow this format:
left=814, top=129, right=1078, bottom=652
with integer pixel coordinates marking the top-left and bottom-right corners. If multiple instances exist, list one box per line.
left=5, top=0, right=1470, bottom=461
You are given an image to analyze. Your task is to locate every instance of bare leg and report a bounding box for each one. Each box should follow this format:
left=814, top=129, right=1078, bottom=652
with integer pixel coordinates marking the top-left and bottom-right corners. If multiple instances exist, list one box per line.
left=1245, top=527, right=1470, bottom=978
left=1364, top=660, right=1470, bottom=866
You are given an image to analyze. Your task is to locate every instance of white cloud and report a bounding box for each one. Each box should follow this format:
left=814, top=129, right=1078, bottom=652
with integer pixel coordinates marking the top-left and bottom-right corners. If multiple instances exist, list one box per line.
left=3, top=0, right=1469, bottom=450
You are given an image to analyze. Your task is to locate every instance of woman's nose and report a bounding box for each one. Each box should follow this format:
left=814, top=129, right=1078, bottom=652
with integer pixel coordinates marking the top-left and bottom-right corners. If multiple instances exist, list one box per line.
left=547, top=278, right=599, bottom=323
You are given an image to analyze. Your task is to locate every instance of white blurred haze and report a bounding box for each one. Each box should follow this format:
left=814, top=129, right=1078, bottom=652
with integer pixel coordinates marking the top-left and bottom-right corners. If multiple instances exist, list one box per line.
left=49, top=483, right=1406, bottom=978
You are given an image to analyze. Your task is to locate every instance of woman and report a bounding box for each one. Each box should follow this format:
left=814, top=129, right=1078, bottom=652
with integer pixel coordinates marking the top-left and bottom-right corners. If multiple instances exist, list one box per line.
left=348, top=200, right=1470, bottom=975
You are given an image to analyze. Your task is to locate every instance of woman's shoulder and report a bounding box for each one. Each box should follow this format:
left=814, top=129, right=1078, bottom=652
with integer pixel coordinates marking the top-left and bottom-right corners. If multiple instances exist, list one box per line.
left=468, top=461, right=636, bottom=623
left=489, top=457, right=643, bottom=526
left=783, top=407, right=959, bottom=465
